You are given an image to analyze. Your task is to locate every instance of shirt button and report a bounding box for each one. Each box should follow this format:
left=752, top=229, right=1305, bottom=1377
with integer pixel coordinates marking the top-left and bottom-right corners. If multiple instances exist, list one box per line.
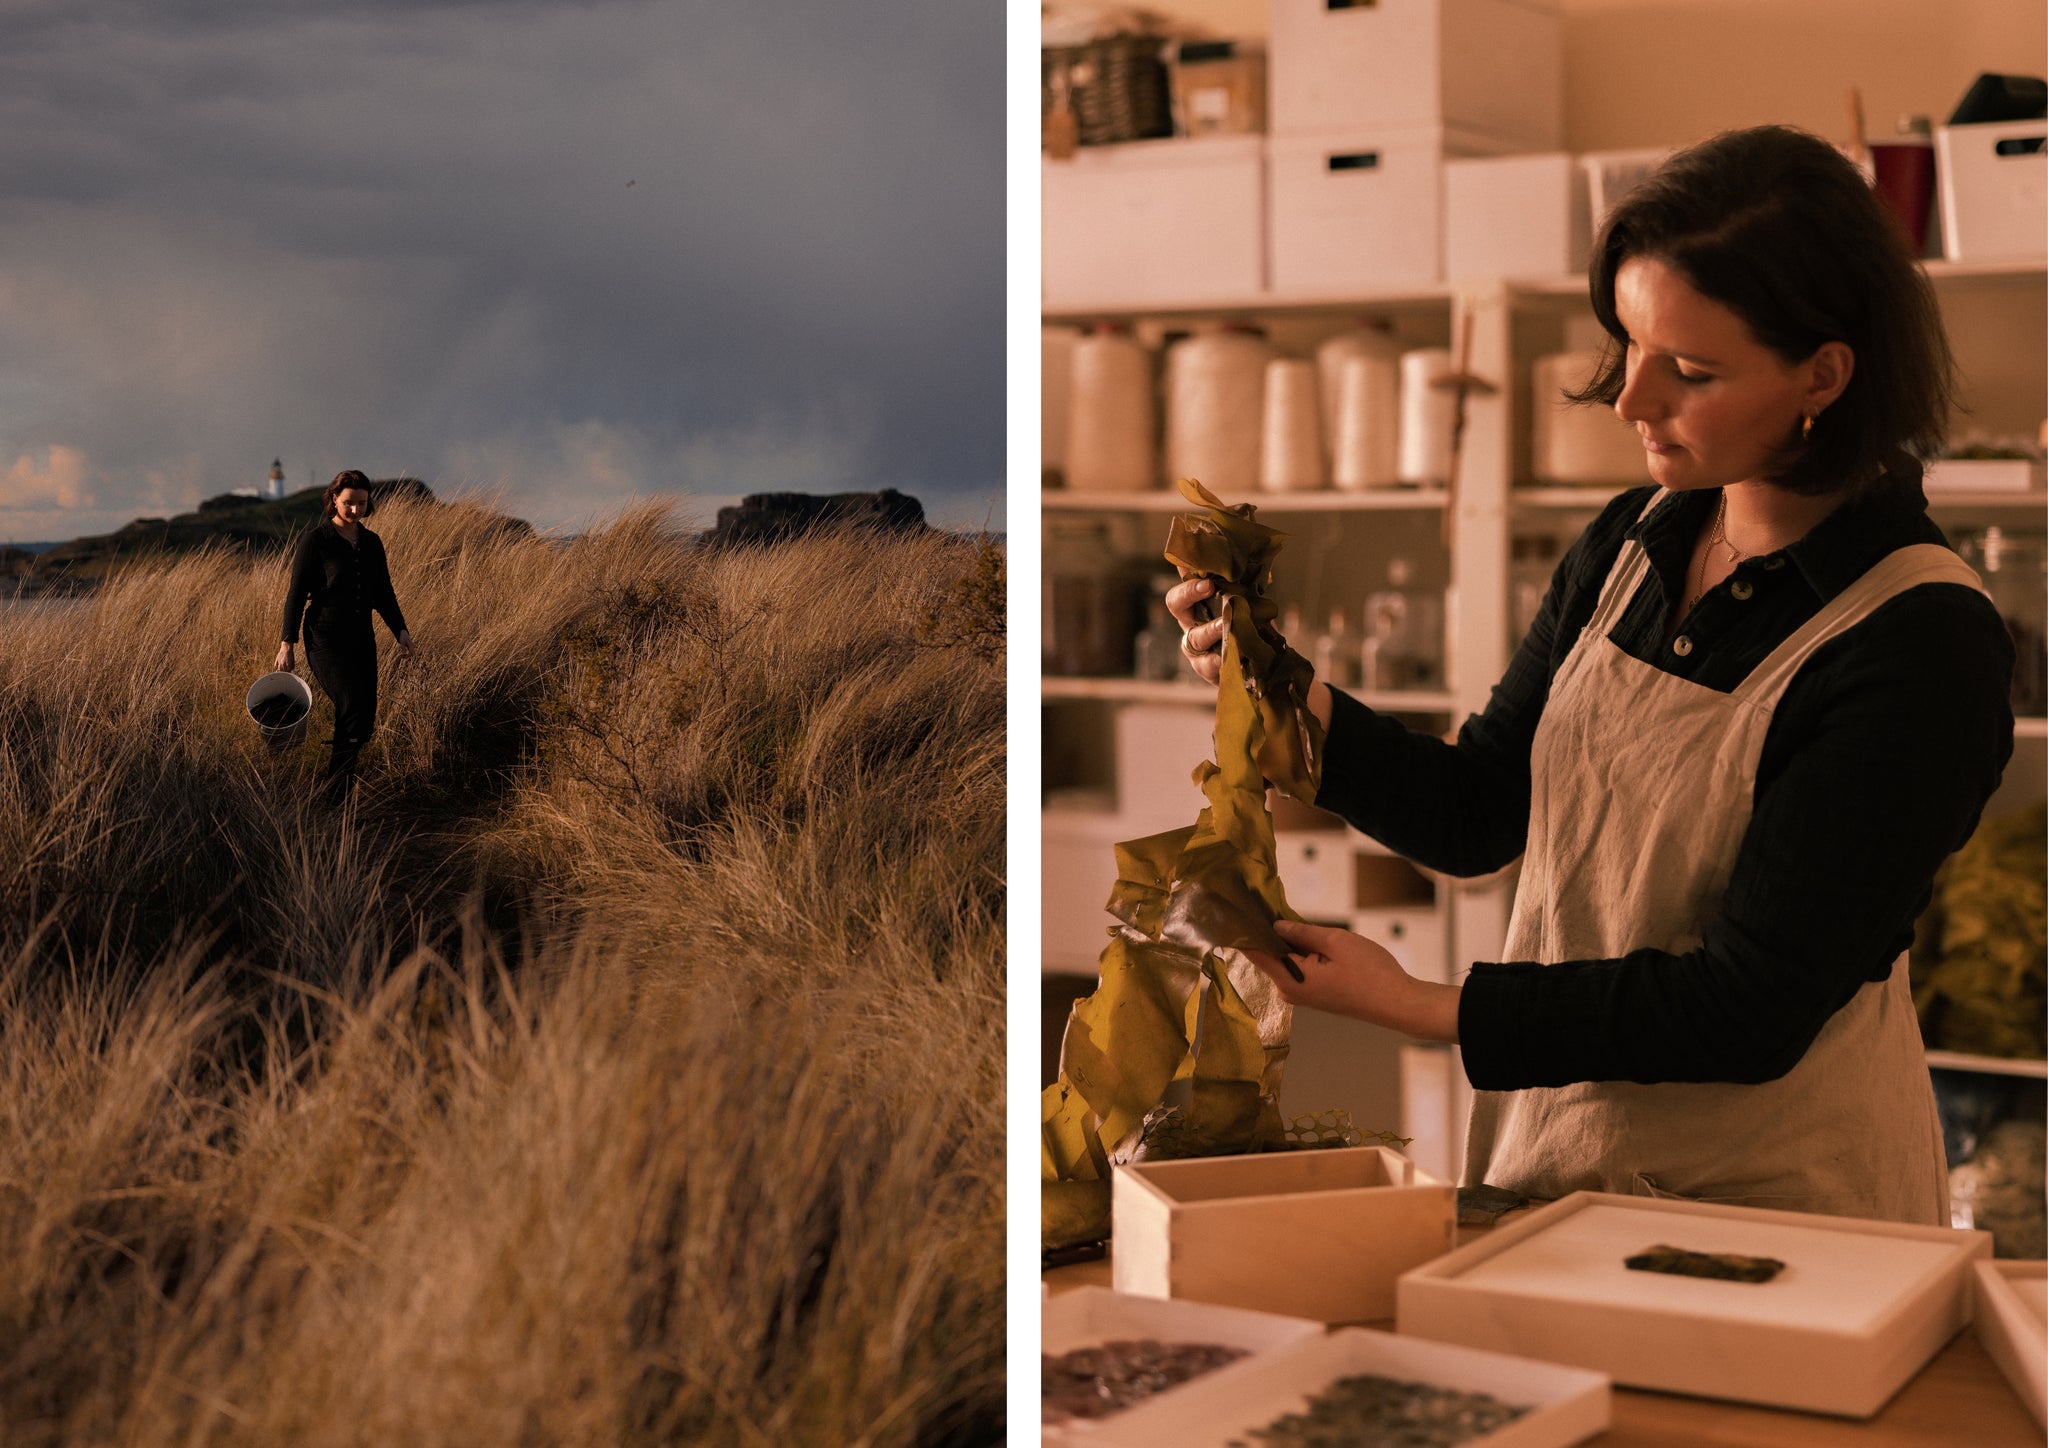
left=1731, top=580, right=1754, bottom=600
left=1673, top=636, right=1694, bottom=656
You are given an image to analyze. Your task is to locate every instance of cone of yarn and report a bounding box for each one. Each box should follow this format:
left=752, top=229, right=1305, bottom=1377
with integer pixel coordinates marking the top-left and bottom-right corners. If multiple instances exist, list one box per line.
left=1397, top=346, right=1455, bottom=485
left=1066, top=327, right=1156, bottom=492
left=1259, top=359, right=1325, bottom=492
left=1165, top=326, right=1274, bottom=495
left=1042, top=324, right=1082, bottom=484
left=1316, top=325, right=1402, bottom=469
left=1332, top=353, right=1402, bottom=490
left=1531, top=349, right=1647, bottom=484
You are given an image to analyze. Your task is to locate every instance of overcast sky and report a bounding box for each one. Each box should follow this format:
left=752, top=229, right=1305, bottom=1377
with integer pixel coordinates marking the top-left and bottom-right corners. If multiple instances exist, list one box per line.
left=0, top=0, right=1003, bottom=539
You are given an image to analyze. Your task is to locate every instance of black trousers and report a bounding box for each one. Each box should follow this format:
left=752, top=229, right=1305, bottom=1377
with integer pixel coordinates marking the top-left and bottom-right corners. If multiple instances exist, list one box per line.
left=304, top=617, right=378, bottom=785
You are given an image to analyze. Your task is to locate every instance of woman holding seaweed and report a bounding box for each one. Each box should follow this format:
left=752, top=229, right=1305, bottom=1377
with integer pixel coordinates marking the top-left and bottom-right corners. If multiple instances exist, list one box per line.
left=1167, top=126, right=2013, bottom=1225
left=274, top=470, right=416, bottom=794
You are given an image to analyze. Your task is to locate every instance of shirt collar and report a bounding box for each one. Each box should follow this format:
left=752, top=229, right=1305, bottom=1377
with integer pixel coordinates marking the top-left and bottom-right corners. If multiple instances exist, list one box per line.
left=1625, top=459, right=1933, bottom=603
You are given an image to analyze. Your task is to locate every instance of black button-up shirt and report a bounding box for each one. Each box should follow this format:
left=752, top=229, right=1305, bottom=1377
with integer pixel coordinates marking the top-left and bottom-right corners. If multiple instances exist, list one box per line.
left=281, top=521, right=408, bottom=645
left=1314, top=465, right=2014, bottom=1089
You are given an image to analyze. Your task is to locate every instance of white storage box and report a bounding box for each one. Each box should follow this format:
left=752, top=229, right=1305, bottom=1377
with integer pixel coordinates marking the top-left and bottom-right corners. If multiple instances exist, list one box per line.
left=1397, top=1190, right=1993, bottom=1418
left=1268, top=0, right=1561, bottom=149
left=1041, top=1286, right=1324, bottom=1446
left=1353, top=905, right=1446, bottom=984
left=1936, top=120, right=2048, bottom=263
left=1973, top=1259, right=2046, bottom=1429
left=1267, top=126, right=1511, bottom=293
left=1043, top=136, right=1264, bottom=308
left=1274, top=830, right=1352, bottom=917
left=1114, top=1144, right=1455, bottom=1323
left=1086, top=1327, right=1610, bottom=1448
left=1923, top=457, right=2045, bottom=494
left=1580, top=147, right=1673, bottom=233
left=1446, top=153, right=1589, bottom=283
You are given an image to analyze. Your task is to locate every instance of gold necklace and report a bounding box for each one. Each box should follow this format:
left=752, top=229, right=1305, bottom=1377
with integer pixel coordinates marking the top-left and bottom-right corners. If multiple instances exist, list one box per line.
left=1683, top=492, right=1745, bottom=616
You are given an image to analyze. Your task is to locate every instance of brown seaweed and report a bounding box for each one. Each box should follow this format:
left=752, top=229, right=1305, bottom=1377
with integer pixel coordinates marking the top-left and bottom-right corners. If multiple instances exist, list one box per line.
left=1227, top=1373, right=1528, bottom=1447
left=1042, top=1338, right=1251, bottom=1422
left=1040, top=479, right=1330, bottom=1250
left=1623, top=1244, right=1786, bottom=1283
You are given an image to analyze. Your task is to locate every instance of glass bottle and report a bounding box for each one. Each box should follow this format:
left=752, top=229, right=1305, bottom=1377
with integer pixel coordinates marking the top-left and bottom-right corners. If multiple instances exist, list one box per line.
left=1962, top=527, right=2048, bottom=715
left=1131, top=588, right=1186, bottom=682
left=1312, top=606, right=1358, bottom=690
left=1043, top=517, right=1137, bottom=676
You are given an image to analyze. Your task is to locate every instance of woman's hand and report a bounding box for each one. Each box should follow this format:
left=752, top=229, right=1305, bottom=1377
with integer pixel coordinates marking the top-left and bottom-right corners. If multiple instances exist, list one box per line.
left=396, top=629, right=416, bottom=662
left=1250, top=918, right=1461, bottom=1043
left=273, top=642, right=294, bottom=673
left=1165, top=573, right=1337, bottom=730
left=1165, top=572, right=1227, bottom=685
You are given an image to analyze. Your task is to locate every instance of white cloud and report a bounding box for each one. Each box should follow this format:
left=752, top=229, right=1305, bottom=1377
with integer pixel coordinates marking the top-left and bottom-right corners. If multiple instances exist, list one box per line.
left=0, top=445, right=93, bottom=510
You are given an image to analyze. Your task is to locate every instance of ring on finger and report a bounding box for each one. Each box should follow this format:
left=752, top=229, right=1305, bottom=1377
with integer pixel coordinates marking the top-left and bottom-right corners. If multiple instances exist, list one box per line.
left=1180, top=627, right=1217, bottom=657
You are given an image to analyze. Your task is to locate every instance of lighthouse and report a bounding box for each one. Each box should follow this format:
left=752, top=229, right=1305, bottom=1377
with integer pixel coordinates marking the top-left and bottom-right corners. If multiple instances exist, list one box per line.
left=268, top=458, right=286, bottom=501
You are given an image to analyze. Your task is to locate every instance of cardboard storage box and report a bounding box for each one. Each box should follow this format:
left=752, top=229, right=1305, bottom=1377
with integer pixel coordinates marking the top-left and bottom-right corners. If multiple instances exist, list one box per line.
left=1446, top=153, right=1589, bottom=283
left=1267, top=0, right=1561, bottom=149
left=1267, top=126, right=1511, bottom=293
left=1973, top=1259, right=2046, bottom=1429
left=1936, top=120, right=2048, bottom=263
left=1114, top=1145, right=1455, bottom=1322
left=1397, top=1190, right=1993, bottom=1417
left=1041, top=1286, right=1324, bottom=1446
left=1086, top=1327, right=1610, bottom=1448
left=1043, top=136, right=1264, bottom=308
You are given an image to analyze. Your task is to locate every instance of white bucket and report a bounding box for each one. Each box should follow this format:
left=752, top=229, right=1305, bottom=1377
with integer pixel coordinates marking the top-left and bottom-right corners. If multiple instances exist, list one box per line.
left=246, top=671, right=313, bottom=747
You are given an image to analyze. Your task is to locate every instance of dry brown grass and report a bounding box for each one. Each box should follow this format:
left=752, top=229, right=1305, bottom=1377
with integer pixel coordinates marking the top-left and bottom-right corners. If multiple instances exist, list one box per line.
left=0, top=499, right=1005, bottom=1446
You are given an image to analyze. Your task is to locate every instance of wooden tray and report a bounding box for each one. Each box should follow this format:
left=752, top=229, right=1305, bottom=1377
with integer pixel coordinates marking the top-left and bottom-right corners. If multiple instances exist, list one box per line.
left=1112, top=1145, right=1454, bottom=1322
left=1396, top=1191, right=1992, bottom=1418
left=1084, top=1326, right=1610, bottom=1448
left=1042, top=1286, right=1323, bottom=1445
left=1974, top=1259, right=2047, bottom=1428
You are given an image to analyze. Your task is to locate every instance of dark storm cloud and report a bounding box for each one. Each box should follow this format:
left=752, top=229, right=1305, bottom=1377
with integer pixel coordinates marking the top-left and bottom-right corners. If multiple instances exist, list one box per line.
left=0, top=0, right=1003, bottom=534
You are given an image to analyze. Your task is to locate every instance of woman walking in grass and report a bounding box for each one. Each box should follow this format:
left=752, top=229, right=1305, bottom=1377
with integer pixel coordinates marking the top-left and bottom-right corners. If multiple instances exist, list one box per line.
left=274, top=469, right=415, bottom=793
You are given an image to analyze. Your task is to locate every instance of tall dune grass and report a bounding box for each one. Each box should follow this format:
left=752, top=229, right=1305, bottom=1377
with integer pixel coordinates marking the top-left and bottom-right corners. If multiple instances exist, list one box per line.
left=0, top=499, right=1005, bottom=1446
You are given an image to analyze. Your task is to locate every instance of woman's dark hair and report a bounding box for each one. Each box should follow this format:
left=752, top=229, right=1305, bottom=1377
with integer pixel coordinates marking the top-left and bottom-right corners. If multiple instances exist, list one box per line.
left=323, top=468, right=375, bottom=520
left=1569, top=124, right=1956, bottom=495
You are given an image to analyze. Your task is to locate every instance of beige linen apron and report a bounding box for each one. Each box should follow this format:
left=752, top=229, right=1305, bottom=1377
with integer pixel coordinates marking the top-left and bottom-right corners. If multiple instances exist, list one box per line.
left=1464, top=514, right=1980, bottom=1225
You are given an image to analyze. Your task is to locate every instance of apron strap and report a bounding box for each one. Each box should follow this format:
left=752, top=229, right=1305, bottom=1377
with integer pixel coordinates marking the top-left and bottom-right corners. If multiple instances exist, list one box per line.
left=1732, top=544, right=1987, bottom=706
left=1582, top=490, right=1677, bottom=638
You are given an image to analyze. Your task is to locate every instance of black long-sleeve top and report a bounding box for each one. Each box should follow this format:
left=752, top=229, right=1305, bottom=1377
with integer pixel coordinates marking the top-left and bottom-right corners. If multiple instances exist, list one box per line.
left=1313, top=464, right=2014, bottom=1090
left=281, top=521, right=408, bottom=645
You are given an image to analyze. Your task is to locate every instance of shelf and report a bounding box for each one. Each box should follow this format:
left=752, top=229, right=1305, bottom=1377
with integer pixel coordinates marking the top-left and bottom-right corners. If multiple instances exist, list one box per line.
left=2016, top=717, right=2048, bottom=741
left=1043, top=261, right=2043, bottom=323
left=1042, top=284, right=1453, bottom=322
left=1510, top=486, right=2046, bottom=517
left=1925, top=1049, right=2048, bottom=1079
left=1044, top=487, right=1449, bottom=514
left=1041, top=676, right=1457, bottom=713
left=1922, top=489, right=2048, bottom=511
left=1920, top=257, right=2048, bottom=284
left=1513, top=485, right=1632, bottom=509
left=1506, top=257, right=2045, bottom=300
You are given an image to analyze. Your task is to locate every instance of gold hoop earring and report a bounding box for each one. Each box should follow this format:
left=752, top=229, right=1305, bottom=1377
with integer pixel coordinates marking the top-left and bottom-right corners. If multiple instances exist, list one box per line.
left=1801, top=412, right=1815, bottom=442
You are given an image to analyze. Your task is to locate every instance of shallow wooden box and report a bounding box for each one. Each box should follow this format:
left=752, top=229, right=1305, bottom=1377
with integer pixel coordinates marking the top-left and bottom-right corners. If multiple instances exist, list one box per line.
left=1041, top=1286, right=1323, bottom=1446
left=1085, top=1326, right=1610, bottom=1448
left=1112, top=1145, right=1455, bottom=1323
left=1396, top=1190, right=1993, bottom=1418
left=1974, top=1259, right=2046, bottom=1428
